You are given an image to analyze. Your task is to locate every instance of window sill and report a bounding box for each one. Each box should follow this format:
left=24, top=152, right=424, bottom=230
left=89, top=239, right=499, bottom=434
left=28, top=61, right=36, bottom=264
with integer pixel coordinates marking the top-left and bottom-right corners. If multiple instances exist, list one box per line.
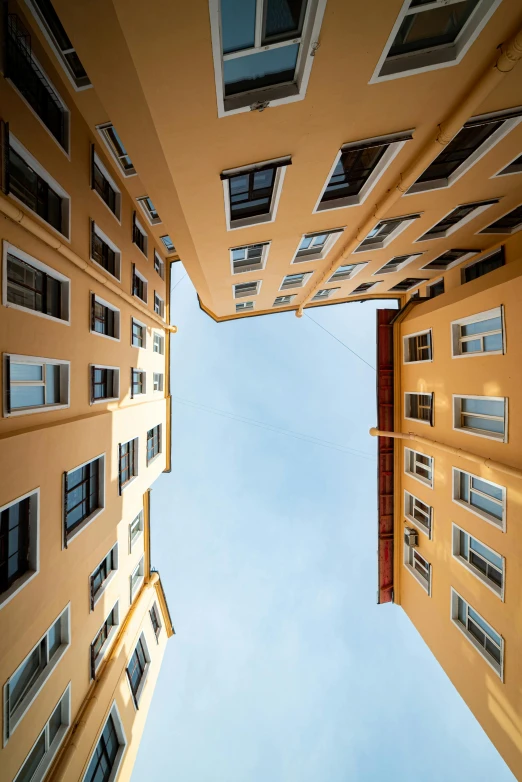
left=452, top=498, right=504, bottom=531
left=404, top=471, right=433, bottom=491
left=3, top=301, right=70, bottom=325
left=4, top=402, right=70, bottom=418
left=404, top=562, right=430, bottom=595
left=453, top=425, right=507, bottom=444
left=452, top=618, right=503, bottom=680
left=90, top=257, right=121, bottom=283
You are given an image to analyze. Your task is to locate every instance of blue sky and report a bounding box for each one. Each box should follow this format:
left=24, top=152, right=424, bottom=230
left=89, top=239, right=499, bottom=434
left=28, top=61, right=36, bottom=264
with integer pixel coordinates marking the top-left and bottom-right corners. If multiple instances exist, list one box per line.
left=132, top=264, right=513, bottom=781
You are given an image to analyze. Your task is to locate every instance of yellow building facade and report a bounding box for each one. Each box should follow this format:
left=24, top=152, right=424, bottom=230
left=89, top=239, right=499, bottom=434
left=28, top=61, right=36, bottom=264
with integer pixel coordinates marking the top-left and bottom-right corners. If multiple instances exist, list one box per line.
left=0, top=1, right=176, bottom=779
left=373, top=229, right=522, bottom=779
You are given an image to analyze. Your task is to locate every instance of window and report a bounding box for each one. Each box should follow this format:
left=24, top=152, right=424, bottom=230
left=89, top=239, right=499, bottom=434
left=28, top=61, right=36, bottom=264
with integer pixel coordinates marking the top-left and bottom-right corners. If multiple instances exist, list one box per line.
left=25, top=0, right=90, bottom=89
left=131, top=370, right=146, bottom=398
left=154, top=252, right=165, bottom=279
left=405, top=392, right=433, bottom=425
left=129, top=557, right=144, bottom=604
left=426, top=278, right=444, bottom=298
left=389, top=277, right=427, bottom=293
left=91, top=148, right=120, bottom=220
left=376, top=254, right=422, bottom=275
left=96, top=123, right=135, bottom=176
left=280, top=272, right=312, bottom=290
left=90, top=603, right=119, bottom=678
left=350, top=281, right=382, bottom=295
left=404, top=491, right=432, bottom=538
left=450, top=589, right=503, bottom=678
left=315, top=133, right=413, bottom=211
left=312, top=288, right=339, bottom=301
left=354, top=214, right=420, bottom=252
left=462, top=247, right=504, bottom=283
left=154, top=292, right=165, bottom=318
left=150, top=604, right=162, bottom=641
left=126, top=632, right=150, bottom=706
left=118, top=438, right=138, bottom=492
left=408, top=109, right=522, bottom=194
left=403, top=330, right=432, bottom=363
left=160, top=235, right=175, bottom=252
left=6, top=13, right=69, bottom=151
left=146, top=425, right=161, bottom=464
left=451, top=307, right=504, bottom=357
left=132, top=266, right=148, bottom=303
left=273, top=295, right=295, bottom=306
left=496, top=153, right=522, bottom=177
left=83, top=703, right=127, bottom=782
left=371, top=0, right=501, bottom=82
left=222, top=158, right=290, bottom=229
left=132, top=213, right=148, bottom=256
left=404, top=543, right=431, bottom=594
left=90, top=545, right=118, bottom=610
left=90, top=294, right=120, bottom=341
left=153, top=373, right=164, bottom=392
left=210, top=0, right=326, bottom=116
left=4, top=605, right=70, bottom=743
left=63, top=456, right=104, bottom=544
left=236, top=301, right=254, bottom=312
left=90, top=222, right=121, bottom=280
left=4, top=354, right=69, bottom=417
left=6, top=134, right=70, bottom=238
left=417, top=200, right=498, bottom=241
left=231, top=243, right=269, bottom=273
left=0, top=489, right=39, bottom=607
left=129, top=512, right=144, bottom=553
left=233, top=280, right=261, bottom=298
left=328, top=263, right=366, bottom=283
left=153, top=333, right=164, bottom=354
left=137, top=195, right=161, bottom=225
left=404, top=448, right=433, bottom=488
left=480, top=204, right=522, bottom=235
left=452, top=525, right=504, bottom=598
left=421, top=249, right=476, bottom=271
left=453, top=468, right=506, bottom=528
left=90, top=366, right=119, bottom=404
left=13, top=684, right=70, bottom=782
left=453, top=395, right=507, bottom=441
left=131, top=319, right=146, bottom=349
left=3, top=244, right=70, bottom=323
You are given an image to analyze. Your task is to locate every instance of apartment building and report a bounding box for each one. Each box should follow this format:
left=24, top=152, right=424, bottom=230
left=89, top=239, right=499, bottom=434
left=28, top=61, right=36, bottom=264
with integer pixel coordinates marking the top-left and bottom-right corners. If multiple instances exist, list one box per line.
left=0, top=1, right=176, bottom=779
left=29, top=0, right=522, bottom=321
left=372, top=229, right=522, bottom=779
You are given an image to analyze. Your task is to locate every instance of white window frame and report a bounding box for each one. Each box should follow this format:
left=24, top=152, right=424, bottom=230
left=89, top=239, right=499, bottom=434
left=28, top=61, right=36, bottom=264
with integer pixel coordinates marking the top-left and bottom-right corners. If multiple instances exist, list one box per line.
left=130, top=557, right=145, bottom=604
left=314, top=132, right=413, bottom=212
left=129, top=511, right=144, bottom=554
left=90, top=222, right=122, bottom=281
left=8, top=135, right=71, bottom=240
left=96, top=123, right=136, bottom=177
left=230, top=242, right=270, bottom=274
left=209, top=0, right=327, bottom=117
left=90, top=293, right=120, bottom=342
left=450, top=588, right=504, bottom=679
left=453, top=394, right=508, bottom=442
left=415, top=200, right=498, bottom=242
left=137, top=195, right=162, bottom=226
left=420, top=249, right=477, bottom=272
left=291, top=230, right=344, bottom=264
left=479, top=202, right=522, bottom=235
left=119, top=438, right=139, bottom=492
left=154, top=292, right=165, bottom=319
left=403, top=540, right=431, bottom=594
left=2, top=242, right=71, bottom=324
left=133, top=216, right=149, bottom=256
left=90, top=544, right=118, bottom=610
left=222, top=157, right=290, bottom=230
left=452, top=467, right=506, bottom=530
left=493, top=153, right=522, bottom=178
left=279, top=271, right=313, bottom=291
left=150, top=602, right=162, bottom=642
left=452, top=524, right=504, bottom=600
left=370, top=0, right=503, bottom=84
left=3, top=353, right=70, bottom=417
left=404, top=448, right=433, bottom=489
left=273, top=295, right=296, bottom=306
left=451, top=306, right=505, bottom=358
left=82, top=702, right=127, bottom=782
left=160, top=235, right=175, bottom=253
left=92, top=151, right=121, bottom=222
left=90, top=364, right=120, bottom=405
left=404, top=391, right=433, bottom=426
left=390, top=277, right=427, bottom=294
left=327, top=262, right=367, bottom=283
left=131, top=369, right=146, bottom=398
left=404, top=490, right=432, bottom=538
left=131, top=318, right=147, bottom=349
left=153, top=373, right=164, bottom=393
left=349, top=280, right=382, bottom=296
left=3, top=604, right=71, bottom=745
left=312, top=287, right=339, bottom=301
left=91, top=602, right=120, bottom=677
left=0, top=488, right=39, bottom=610
left=403, top=329, right=433, bottom=364
left=13, top=682, right=71, bottom=782
left=354, top=214, right=420, bottom=253
left=126, top=631, right=151, bottom=709
left=153, top=332, right=165, bottom=355
left=63, top=454, right=106, bottom=546
left=374, top=253, right=422, bottom=276
left=236, top=301, right=255, bottom=312
left=132, top=267, right=148, bottom=304
left=154, top=251, right=165, bottom=280
left=233, top=280, right=262, bottom=299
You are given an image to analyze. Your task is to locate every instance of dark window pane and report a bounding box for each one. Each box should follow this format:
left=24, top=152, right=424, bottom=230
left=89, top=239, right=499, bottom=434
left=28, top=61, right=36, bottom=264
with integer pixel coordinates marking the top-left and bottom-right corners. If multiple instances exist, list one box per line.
left=322, top=145, right=386, bottom=201
left=221, top=0, right=256, bottom=53
left=264, top=0, right=307, bottom=43
left=389, top=1, right=480, bottom=57
left=463, top=249, right=504, bottom=282
left=224, top=43, right=298, bottom=96
left=9, top=148, right=63, bottom=232
left=416, top=122, right=501, bottom=183
left=16, top=731, right=46, bottom=782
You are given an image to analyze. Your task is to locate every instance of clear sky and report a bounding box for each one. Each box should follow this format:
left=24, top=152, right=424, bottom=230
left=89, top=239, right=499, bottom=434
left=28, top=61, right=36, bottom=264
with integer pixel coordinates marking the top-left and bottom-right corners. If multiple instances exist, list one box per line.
left=132, top=264, right=513, bottom=782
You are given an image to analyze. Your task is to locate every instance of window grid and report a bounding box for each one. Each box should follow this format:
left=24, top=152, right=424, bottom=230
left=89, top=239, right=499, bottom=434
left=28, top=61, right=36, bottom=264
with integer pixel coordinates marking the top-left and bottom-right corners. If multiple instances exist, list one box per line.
left=83, top=713, right=120, bottom=782
left=64, top=458, right=101, bottom=541
left=454, top=526, right=503, bottom=594
left=131, top=370, right=145, bottom=397
left=405, top=491, right=432, bottom=537
left=462, top=248, right=504, bottom=282
left=407, top=547, right=431, bottom=593
left=90, top=546, right=116, bottom=609
left=132, top=320, right=145, bottom=348
left=118, top=439, right=138, bottom=492
left=126, top=636, right=148, bottom=704
left=90, top=604, right=118, bottom=678
left=129, top=512, right=143, bottom=551
left=454, top=469, right=505, bottom=526
left=6, top=251, right=63, bottom=320
left=453, top=591, right=503, bottom=675
left=405, top=392, right=433, bottom=424
left=8, top=146, right=63, bottom=234
left=454, top=395, right=506, bottom=439
left=150, top=604, right=161, bottom=640
left=452, top=308, right=503, bottom=356
left=405, top=448, right=433, bottom=487
left=91, top=224, right=117, bottom=278
left=0, top=496, right=30, bottom=594
left=91, top=296, right=117, bottom=339
left=91, top=367, right=117, bottom=402
left=132, top=266, right=147, bottom=302
left=13, top=686, right=69, bottom=782
left=147, top=426, right=161, bottom=464
left=404, top=331, right=432, bottom=362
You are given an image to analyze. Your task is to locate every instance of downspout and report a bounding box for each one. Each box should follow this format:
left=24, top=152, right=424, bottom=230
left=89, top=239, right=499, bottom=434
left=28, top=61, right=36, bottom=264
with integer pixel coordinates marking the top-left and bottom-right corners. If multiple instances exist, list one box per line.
left=296, top=23, right=522, bottom=317
left=0, top=193, right=177, bottom=333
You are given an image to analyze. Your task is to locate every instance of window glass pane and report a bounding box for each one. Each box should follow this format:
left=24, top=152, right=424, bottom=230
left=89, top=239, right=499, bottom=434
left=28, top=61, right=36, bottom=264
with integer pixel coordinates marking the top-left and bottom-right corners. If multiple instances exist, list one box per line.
left=9, top=642, right=44, bottom=711
left=470, top=538, right=503, bottom=570
left=472, top=477, right=502, bottom=501
left=49, top=700, right=63, bottom=745
left=389, top=1, right=480, bottom=57
left=461, top=398, right=504, bottom=417
left=221, top=0, right=256, bottom=53
left=483, top=333, right=503, bottom=352
left=470, top=491, right=503, bottom=520
left=463, top=416, right=504, bottom=434
left=45, top=364, right=60, bottom=404
left=461, top=338, right=482, bottom=354
left=457, top=596, right=466, bottom=625
left=48, top=617, right=62, bottom=658
left=264, top=0, right=306, bottom=41
left=10, top=363, right=43, bottom=381
left=461, top=316, right=502, bottom=336
left=459, top=530, right=469, bottom=558
left=16, top=731, right=46, bottom=782
left=224, top=43, right=299, bottom=96
left=468, top=607, right=501, bottom=647
left=459, top=471, right=469, bottom=501
left=11, top=386, right=45, bottom=409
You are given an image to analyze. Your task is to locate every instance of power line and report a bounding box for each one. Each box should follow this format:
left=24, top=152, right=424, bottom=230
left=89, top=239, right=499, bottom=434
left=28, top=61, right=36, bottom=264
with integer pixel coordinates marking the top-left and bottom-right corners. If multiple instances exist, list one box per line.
left=304, top=313, right=376, bottom=371
left=171, top=273, right=187, bottom=294
left=171, top=395, right=376, bottom=460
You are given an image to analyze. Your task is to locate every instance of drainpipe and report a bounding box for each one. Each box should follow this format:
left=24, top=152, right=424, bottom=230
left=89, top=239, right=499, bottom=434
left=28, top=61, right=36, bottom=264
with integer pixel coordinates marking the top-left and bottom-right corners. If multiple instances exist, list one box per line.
left=296, top=23, right=522, bottom=317
left=369, top=428, right=522, bottom=481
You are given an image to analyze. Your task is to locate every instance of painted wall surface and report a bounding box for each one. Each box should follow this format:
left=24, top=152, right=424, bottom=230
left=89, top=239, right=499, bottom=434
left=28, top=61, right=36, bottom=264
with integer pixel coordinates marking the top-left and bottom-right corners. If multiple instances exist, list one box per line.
left=395, top=253, right=522, bottom=778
